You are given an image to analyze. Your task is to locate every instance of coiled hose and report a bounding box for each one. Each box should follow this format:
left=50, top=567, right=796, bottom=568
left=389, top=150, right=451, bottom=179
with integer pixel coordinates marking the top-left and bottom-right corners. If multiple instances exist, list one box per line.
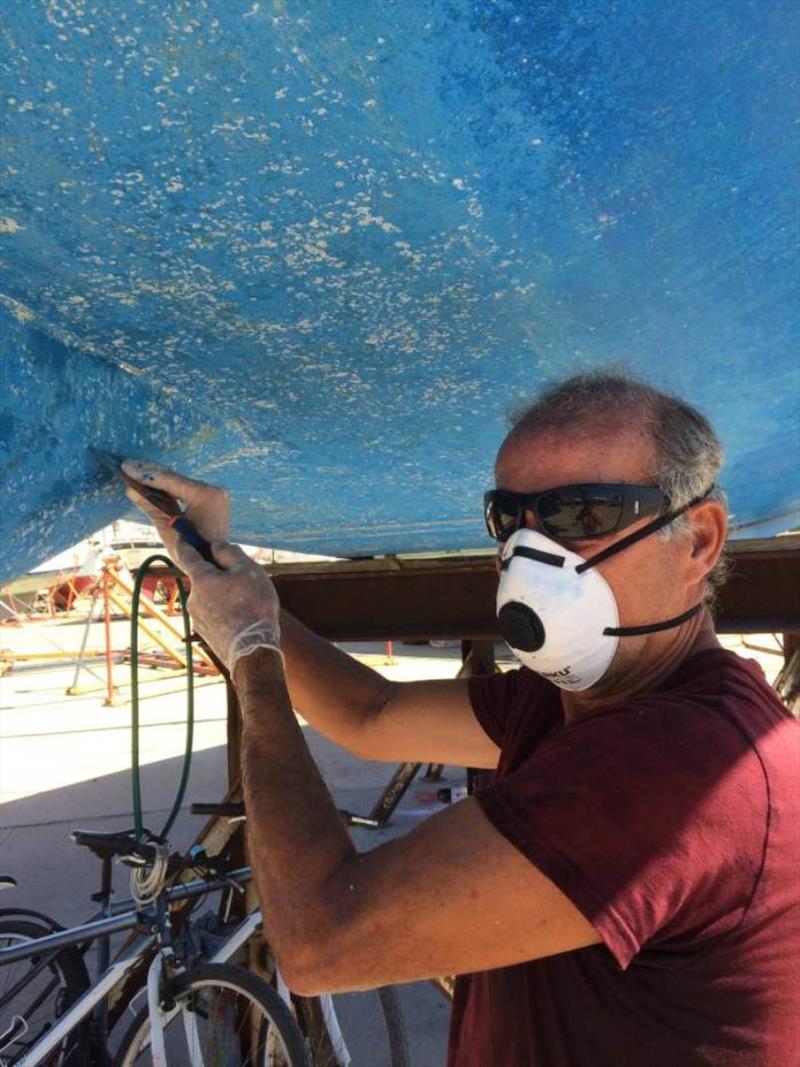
left=129, top=555, right=194, bottom=842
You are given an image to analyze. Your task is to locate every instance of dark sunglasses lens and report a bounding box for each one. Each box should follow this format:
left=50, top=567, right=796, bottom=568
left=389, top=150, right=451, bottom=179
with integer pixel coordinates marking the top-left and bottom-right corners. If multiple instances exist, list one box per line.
left=538, top=487, right=623, bottom=538
left=485, top=492, right=520, bottom=541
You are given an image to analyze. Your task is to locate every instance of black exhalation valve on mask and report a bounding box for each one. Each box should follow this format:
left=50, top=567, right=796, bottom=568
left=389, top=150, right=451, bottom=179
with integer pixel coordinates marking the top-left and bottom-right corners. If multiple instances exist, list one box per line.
left=497, top=602, right=546, bottom=653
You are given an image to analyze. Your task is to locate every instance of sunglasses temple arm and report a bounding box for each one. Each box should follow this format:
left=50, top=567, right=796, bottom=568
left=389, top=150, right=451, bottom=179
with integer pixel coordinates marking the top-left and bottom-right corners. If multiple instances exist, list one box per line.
left=575, top=493, right=706, bottom=573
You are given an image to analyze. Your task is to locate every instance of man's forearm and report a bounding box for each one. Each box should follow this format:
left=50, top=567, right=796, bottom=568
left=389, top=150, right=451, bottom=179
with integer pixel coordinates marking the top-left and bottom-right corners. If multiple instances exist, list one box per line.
left=279, top=609, right=394, bottom=753
left=235, top=648, right=357, bottom=980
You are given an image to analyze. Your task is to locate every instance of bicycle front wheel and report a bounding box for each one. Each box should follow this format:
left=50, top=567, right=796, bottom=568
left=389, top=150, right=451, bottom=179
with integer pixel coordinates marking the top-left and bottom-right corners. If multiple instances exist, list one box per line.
left=115, top=961, right=309, bottom=1067
left=297, top=986, right=410, bottom=1067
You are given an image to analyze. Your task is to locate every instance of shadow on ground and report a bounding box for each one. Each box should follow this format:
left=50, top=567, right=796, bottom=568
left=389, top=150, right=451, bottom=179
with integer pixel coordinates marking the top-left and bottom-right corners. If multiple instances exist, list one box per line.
left=0, top=729, right=453, bottom=1064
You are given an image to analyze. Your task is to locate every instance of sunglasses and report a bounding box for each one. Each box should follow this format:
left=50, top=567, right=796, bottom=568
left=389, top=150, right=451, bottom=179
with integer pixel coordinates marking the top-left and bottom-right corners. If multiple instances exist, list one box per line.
left=484, top=483, right=671, bottom=543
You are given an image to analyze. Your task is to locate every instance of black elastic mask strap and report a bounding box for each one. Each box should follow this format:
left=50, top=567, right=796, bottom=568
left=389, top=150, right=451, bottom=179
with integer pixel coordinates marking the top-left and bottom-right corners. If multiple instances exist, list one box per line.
left=500, top=545, right=565, bottom=571
left=603, top=602, right=704, bottom=637
left=575, top=489, right=711, bottom=575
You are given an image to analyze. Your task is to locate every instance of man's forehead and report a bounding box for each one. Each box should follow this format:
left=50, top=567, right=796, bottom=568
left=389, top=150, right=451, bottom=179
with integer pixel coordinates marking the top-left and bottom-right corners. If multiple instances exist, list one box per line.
left=494, top=425, right=655, bottom=488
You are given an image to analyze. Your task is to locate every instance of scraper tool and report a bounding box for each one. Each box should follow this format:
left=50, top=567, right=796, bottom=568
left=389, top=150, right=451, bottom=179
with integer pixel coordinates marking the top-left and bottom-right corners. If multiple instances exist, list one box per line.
left=92, top=449, right=218, bottom=566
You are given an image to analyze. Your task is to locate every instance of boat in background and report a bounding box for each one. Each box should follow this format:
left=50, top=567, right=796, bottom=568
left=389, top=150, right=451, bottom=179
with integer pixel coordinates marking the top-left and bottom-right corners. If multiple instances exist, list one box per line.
left=0, top=521, right=336, bottom=620
left=0, top=521, right=159, bottom=618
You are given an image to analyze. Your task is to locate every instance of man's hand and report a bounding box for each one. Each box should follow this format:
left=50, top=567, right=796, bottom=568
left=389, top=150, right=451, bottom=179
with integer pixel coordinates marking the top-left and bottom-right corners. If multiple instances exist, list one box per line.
left=173, top=540, right=282, bottom=674
left=121, top=459, right=230, bottom=559
left=122, top=460, right=280, bottom=672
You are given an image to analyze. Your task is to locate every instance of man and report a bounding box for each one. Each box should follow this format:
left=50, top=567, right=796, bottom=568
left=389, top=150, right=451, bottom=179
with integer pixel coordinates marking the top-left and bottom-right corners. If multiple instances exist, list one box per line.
left=124, top=372, right=798, bottom=1066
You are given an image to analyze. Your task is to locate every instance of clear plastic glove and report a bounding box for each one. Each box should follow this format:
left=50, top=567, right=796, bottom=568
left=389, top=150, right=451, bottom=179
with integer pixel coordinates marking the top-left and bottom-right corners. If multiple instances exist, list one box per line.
left=121, top=459, right=229, bottom=561
left=121, top=460, right=280, bottom=673
left=173, top=538, right=282, bottom=674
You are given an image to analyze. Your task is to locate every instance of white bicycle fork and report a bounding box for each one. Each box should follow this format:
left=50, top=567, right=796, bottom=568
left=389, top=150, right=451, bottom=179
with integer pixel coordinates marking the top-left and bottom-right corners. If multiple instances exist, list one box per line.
left=145, top=954, right=169, bottom=1067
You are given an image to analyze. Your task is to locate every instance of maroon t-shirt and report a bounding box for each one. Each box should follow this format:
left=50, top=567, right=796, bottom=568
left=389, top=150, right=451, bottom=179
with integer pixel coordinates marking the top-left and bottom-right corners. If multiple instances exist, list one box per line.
left=448, top=649, right=799, bottom=1067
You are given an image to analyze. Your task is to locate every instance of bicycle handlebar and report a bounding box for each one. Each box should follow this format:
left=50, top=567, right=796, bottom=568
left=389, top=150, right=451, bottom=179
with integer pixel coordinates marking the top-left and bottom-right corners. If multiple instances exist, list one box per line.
left=190, top=798, right=367, bottom=828
left=190, top=801, right=245, bottom=818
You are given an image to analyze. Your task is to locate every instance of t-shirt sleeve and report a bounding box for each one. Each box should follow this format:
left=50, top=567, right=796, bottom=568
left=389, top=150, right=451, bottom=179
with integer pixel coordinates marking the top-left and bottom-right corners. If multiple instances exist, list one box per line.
left=468, top=666, right=554, bottom=748
left=475, top=701, right=769, bottom=968
left=468, top=669, right=521, bottom=746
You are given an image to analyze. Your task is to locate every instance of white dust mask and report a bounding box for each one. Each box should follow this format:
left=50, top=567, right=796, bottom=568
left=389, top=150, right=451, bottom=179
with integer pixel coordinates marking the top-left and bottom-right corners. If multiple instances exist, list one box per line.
left=496, top=526, right=704, bottom=692
left=497, top=529, right=620, bottom=690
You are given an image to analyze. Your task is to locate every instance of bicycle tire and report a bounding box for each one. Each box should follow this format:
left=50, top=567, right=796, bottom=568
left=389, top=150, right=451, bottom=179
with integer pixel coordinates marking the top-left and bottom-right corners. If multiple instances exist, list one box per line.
left=115, top=961, right=310, bottom=1067
left=0, top=917, right=91, bottom=1066
left=296, top=985, right=410, bottom=1067
left=0, top=908, right=63, bottom=933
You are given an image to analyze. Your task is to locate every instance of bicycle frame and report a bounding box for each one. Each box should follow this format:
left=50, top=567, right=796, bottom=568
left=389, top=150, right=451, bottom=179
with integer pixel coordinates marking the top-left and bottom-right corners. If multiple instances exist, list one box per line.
left=3, top=858, right=382, bottom=1067
left=12, top=928, right=153, bottom=1067
left=0, top=867, right=254, bottom=1067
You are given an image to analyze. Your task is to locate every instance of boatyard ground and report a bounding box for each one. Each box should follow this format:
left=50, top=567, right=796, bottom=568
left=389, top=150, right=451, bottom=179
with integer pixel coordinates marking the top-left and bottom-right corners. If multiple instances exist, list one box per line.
left=0, top=616, right=785, bottom=1062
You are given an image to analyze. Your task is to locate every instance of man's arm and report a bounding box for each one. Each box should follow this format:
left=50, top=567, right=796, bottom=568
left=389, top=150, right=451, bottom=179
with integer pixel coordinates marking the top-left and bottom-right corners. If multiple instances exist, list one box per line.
left=118, top=459, right=500, bottom=769
left=281, top=610, right=500, bottom=769
left=237, top=649, right=600, bottom=995
left=118, top=525, right=597, bottom=996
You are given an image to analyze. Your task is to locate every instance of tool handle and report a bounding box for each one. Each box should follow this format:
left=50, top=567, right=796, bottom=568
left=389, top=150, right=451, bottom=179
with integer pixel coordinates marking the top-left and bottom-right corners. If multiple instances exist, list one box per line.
left=169, top=517, right=219, bottom=567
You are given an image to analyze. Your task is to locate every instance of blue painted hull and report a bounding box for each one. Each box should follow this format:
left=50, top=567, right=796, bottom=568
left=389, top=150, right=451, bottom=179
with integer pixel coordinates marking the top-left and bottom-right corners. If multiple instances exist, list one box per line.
left=1, top=0, right=798, bottom=579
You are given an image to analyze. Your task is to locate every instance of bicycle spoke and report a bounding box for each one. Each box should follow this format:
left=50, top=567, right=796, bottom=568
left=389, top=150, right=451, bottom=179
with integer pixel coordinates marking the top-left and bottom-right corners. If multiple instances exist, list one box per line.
left=117, top=964, right=309, bottom=1067
left=0, top=921, right=89, bottom=1066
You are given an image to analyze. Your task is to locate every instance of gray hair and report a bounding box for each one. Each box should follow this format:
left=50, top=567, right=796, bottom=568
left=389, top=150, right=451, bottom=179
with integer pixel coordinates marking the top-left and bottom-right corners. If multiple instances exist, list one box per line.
left=507, top=370, right=729, bottom=603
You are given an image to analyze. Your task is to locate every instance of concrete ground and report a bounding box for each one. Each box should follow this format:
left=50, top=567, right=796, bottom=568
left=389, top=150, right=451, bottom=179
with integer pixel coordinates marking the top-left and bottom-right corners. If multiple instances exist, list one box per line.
left=1, top=615, right=494, bottom=1063
left=0, top=610, right=785, bottom=1064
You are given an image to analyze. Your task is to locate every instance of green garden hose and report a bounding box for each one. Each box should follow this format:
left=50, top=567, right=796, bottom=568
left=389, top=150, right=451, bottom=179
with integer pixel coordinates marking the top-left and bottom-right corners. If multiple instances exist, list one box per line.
left=130, top=555, right=194, bottom=841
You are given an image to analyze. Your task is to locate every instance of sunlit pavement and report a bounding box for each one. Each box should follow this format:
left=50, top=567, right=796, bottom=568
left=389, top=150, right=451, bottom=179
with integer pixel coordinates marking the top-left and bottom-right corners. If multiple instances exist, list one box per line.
left=0, top=617, right=784, bottom=1064
left=0, top=620, right=477, bottom=1064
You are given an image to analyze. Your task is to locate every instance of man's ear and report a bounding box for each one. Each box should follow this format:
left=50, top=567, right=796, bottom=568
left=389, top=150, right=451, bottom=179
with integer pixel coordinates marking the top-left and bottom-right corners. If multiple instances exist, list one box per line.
left=685, top=499, right=728, bottom=587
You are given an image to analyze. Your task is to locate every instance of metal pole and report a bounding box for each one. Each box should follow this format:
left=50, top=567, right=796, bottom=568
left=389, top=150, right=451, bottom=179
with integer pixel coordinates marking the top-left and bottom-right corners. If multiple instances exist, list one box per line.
left=106, top=587, right=188, bottom=668
left=110, top=569, right=216, bottom=670
left=66, top=587, right=103, bottom=694
left=102, top=565, right=117, bottom=706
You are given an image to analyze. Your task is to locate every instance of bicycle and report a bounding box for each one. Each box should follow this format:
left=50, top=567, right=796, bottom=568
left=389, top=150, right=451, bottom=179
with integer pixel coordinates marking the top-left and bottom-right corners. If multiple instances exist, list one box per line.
left=0, top=814, right=409, bottom=1066
left=0, top=827, right=308, bottom=1066
left=1, top=547, right=411, bottom=1065
left=189, top=801, right=410, bottom=1067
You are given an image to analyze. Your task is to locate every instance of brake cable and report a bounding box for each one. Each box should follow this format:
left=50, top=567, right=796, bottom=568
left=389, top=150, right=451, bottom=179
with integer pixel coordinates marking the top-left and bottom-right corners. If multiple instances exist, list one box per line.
left=129, top=555, right=194, bottom=842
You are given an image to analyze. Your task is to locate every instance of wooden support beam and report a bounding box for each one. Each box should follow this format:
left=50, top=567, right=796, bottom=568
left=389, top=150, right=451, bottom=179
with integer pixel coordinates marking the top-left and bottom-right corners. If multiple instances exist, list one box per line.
left=271, top=536, right=800, bottom=640
left=135, top=535, right=800, bottom=642
left=776, top=633, right=800, bottom=712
